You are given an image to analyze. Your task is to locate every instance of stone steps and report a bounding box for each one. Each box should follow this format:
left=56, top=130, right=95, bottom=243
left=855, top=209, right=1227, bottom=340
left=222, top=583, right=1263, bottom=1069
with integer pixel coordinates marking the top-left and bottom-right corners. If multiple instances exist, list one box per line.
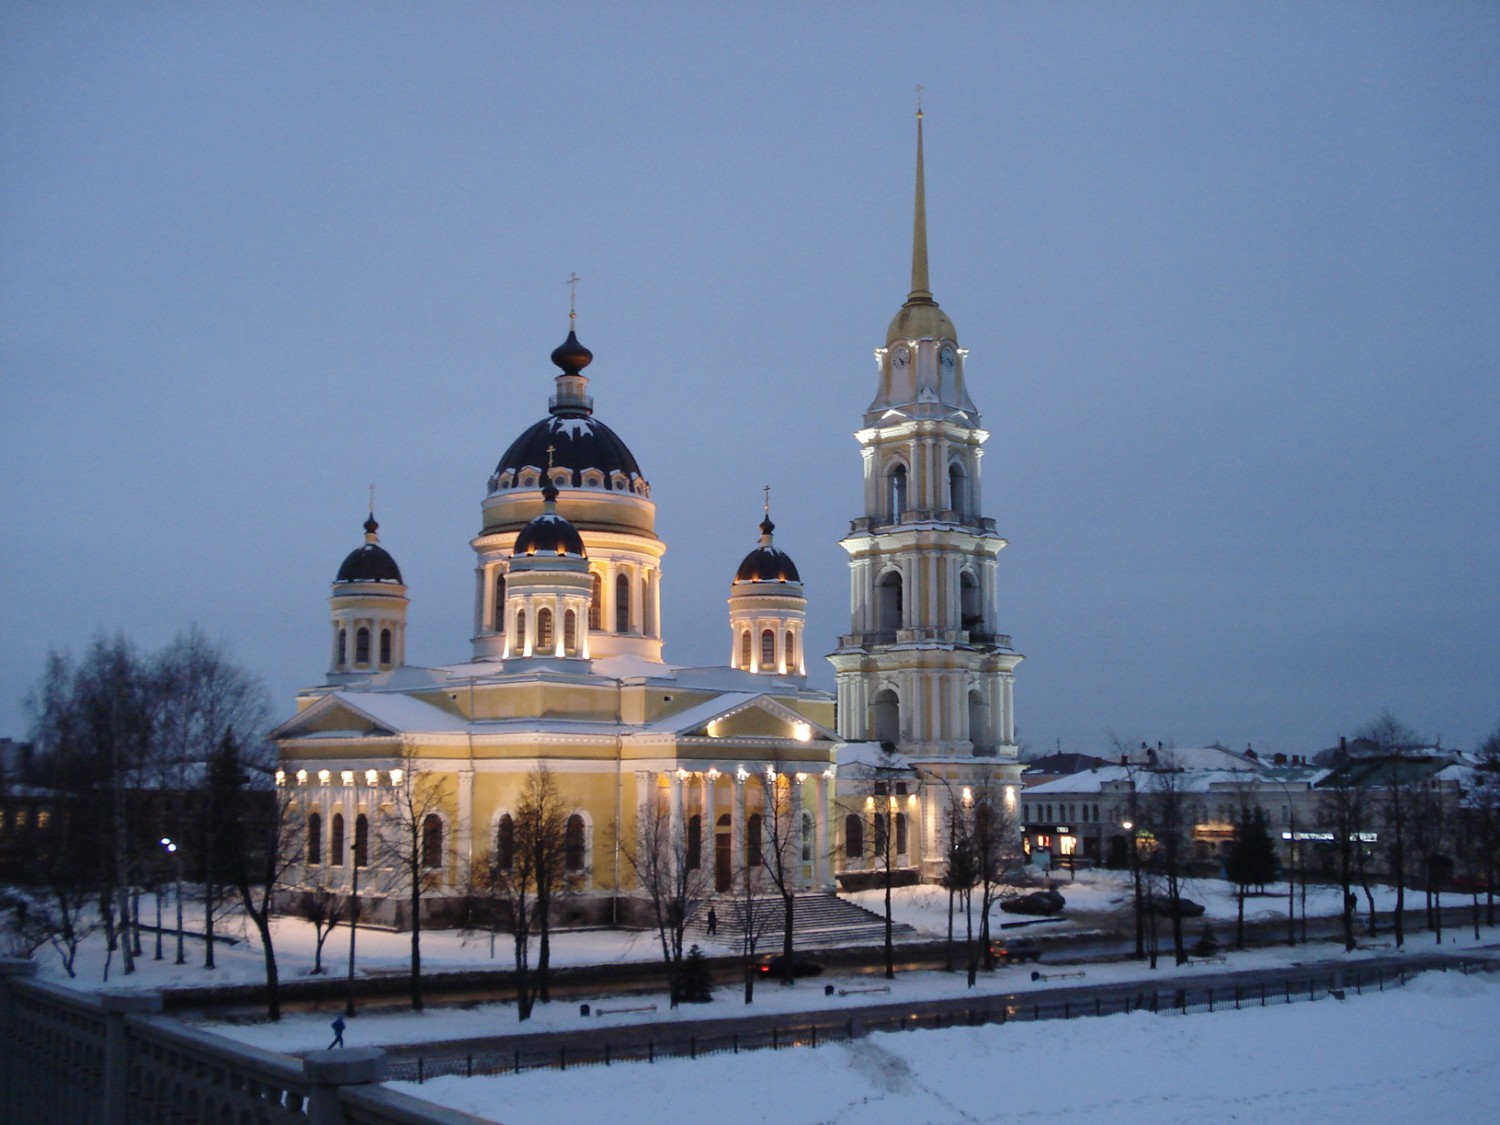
left=685, top=893, right=919, bottom=950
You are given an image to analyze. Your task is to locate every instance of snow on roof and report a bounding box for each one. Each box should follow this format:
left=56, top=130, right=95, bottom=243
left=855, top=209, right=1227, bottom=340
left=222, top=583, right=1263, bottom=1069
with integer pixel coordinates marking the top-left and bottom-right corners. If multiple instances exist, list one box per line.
left=1023, top=763, right=1328, bottom=796
left=836, top=742, right=914, bottom=773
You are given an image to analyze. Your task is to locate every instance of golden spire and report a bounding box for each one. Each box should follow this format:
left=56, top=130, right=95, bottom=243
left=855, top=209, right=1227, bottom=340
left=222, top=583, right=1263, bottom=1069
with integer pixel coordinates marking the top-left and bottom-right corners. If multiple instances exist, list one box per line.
left=909, top=90, right=932, bottom=305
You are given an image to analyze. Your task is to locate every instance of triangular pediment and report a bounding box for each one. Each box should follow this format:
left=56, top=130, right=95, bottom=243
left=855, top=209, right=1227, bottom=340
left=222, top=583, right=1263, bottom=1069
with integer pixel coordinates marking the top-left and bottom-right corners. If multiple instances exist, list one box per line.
left=669, top=694, right=838, bottom=744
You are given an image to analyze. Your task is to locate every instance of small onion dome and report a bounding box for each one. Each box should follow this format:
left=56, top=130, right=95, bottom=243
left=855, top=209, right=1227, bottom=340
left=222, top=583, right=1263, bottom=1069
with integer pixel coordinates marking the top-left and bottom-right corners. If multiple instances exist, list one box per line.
left=513, top=479, right=587, bottom=558
left=734, top=516, right=801, bottom=583
left=550, top=329, right=594, bottom=375
left=335, top=513, right=403, bottom=583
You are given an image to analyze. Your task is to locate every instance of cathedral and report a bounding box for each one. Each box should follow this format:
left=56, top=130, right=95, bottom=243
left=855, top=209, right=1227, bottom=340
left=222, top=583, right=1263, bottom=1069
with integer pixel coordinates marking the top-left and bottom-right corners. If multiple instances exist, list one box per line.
left=272, top=113, right=1022, bottom=924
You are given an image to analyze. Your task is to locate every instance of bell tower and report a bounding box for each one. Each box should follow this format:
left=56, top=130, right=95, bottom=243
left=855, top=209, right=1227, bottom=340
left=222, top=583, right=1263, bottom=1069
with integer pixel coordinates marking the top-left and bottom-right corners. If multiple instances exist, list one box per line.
left=829, top=110, right=1023, bottom=873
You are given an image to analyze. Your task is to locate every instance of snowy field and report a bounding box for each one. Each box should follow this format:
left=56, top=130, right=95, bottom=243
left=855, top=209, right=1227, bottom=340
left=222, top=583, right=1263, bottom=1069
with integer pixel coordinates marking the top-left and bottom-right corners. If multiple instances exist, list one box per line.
left=395, top=971, right=1500, bottom=1125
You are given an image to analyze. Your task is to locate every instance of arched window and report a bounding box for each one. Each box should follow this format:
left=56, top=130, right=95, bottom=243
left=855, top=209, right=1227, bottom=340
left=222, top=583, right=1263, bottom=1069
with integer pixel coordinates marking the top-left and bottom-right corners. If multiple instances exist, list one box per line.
left=615, top=574, right=631, bottom=633
left=536, top=607, right=554, bottom=652
left=968, top=690, right=990, bottom=753
left=845, top=814, right=864, bottom=859
left=496, top=814, right=514, bottom=872
left=330, top=813, right=345, bottom=865
left=878, top=571, right=903, bottom=633
left=960, top=571, right=982, bottom=632
left=895, top=812, right=908, bottom=856
left=785, top=630, right=797, bottom=672
left=564, top=610, right=578, bottom=656
left=949, top=462, right=967, bottom=519
left=493, top=573, right=506, bottom=631
left=887, top=463, right=907, bottom=521
left=307, top=812, right=322, bottom=865
left=760, top=629, right=775, bottom=669
left=337, top=629, right=347, bottom=666
left=686, top=814, right=702, bottom=870
left=588, top=572, right=602, bottom=630
left=739, top=630, right=751, bottom=669
left=354, top=627, right=371, bottom=666
left=354, top=814, right=368, bottom=868
left=565, top=814, right=586, bottom=871
left=748, top=813, right=763, bottom=866
left=874, top=812, right=888, bottom=857
left=801, top=811, right=814, bottom=862
left=873, top=689, right=900, bottom=745
left=379, top=628, right=392, bottom=665
left=421, top=814, right=443, bottom=870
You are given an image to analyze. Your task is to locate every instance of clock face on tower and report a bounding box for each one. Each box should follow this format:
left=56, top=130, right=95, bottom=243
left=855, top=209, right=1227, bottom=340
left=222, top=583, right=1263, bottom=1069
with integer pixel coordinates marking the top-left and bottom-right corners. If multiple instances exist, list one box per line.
left=940, top=347, right=955, bottom=373
left=891, top=346, right=909, bottom=370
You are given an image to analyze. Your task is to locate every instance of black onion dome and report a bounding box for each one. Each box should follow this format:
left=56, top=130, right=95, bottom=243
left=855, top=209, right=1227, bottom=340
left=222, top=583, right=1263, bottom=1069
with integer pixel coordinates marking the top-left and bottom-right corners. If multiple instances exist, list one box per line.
left=495, top=415, right=643, bottom=487
left=734, top=518, right=801, bottom=584
left=514, top=512, right=587, bottom=559
left=335, top=512, right=402, bottom=583
left=550, top=330, right=593, bottom=374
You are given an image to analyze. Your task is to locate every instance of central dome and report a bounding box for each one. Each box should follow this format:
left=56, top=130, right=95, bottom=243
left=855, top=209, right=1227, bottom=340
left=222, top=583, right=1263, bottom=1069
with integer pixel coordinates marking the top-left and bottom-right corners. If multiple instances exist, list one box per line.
left=494, top=415, right=643, bottom=489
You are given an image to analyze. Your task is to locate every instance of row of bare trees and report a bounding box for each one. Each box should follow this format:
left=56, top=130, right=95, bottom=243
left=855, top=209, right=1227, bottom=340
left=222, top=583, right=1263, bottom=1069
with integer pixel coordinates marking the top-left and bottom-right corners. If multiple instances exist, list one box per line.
left=5, top=630, right=304, bottom=1017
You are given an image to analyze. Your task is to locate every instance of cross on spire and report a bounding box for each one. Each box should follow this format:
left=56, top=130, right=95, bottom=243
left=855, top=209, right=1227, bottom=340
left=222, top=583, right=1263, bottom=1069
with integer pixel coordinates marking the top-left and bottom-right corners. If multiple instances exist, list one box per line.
left=368, top=482, right=375, bottom=513
left=915, top=84, right=924, bottom=117
left=763, top=483, right=771, bottom=515
left=566, top=273, right=581, bottom=327
left=546, top=444, right=556, bottom=471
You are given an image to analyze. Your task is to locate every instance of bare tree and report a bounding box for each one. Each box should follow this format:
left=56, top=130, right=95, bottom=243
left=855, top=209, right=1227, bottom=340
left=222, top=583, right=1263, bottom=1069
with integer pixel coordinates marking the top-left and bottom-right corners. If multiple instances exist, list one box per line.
left=1144, top=759, right=1192, bottom=966
left=840, top=747, right=909, bottom=980
left=210, top=729, right=301, bottom=1020
left=968, top=779, right=1019, bottom=976
left=752, top=767, right=806, bottom=985
left=372, top=749, right=451, bottom=1011
left=26, top=638, right=153, bottom=978
left=622, top=779, right=711, bottom=1008
left=1361, top=712, right=1422, bottom=949
left=300, top=885, right=344, bottom=976
left=154, top=628, right=271, bottom=970
left=473, top=767, right=575, bottom=1021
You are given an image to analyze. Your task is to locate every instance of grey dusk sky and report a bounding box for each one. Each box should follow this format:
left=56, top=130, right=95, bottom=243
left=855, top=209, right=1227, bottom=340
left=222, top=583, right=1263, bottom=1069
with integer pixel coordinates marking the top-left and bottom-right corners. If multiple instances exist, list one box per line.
left=2, top=3, right=1497, bottom=756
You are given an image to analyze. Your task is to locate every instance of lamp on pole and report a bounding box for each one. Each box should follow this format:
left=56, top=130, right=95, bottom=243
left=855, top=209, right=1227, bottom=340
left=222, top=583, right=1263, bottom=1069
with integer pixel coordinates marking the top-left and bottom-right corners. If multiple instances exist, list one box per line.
left=1122, top=820, right=1144, bottom=960
left=160, top=837, right=185, bottom=964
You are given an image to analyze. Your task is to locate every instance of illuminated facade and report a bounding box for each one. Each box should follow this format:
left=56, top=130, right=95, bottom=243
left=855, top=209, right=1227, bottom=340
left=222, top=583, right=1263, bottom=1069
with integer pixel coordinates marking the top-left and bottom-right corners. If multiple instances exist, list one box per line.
left=274, top=329, right=839, bottom=926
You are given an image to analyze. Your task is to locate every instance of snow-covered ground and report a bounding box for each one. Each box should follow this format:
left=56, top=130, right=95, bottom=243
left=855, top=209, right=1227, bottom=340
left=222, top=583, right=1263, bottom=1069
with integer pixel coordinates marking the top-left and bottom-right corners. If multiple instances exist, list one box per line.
left=394, top=971, right=1500, bottom=1125
left=23, top=869, right=1466, bottom=994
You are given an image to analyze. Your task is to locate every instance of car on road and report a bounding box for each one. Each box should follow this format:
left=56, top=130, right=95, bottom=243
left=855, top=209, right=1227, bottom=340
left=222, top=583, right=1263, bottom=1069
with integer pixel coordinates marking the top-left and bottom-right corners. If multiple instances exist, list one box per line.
left=754, top=954, right=823, bottom=978
left=1000, top=889, right=1066, bottom=916
left=990, top=937, right=1042, bottom=965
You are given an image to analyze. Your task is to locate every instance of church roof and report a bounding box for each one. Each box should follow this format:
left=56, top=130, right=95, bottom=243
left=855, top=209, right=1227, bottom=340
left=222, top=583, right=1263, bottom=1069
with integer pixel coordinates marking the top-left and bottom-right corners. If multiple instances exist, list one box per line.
left=335, top=514, right=403, bottom=584
left=495, top=414, right=643, bottom=489
left=734, top=516, right=801, bottom=584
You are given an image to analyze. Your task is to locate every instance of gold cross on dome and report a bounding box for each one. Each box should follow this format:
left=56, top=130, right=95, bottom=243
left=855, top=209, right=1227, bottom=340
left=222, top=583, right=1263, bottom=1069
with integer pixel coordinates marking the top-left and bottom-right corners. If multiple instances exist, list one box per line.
left=368, top=482, right=375, bottom=513
left=546, top=444, right=556, bottom=471
left=763, top=483, right=771, bottom=514
left=566, top=273, right=581, bottom=324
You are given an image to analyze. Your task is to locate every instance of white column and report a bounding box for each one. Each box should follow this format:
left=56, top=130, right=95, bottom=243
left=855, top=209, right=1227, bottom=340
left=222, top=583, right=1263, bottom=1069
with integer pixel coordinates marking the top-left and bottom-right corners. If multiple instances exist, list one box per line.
left=732, top=774, right=747, bottom=891
left=815, top=773, right=831, bottom=889
left=668, top=771, right=684, bottom=879
left=790, top=777, right=805, bottom=889
left=702, top=773, right=717, bottom=877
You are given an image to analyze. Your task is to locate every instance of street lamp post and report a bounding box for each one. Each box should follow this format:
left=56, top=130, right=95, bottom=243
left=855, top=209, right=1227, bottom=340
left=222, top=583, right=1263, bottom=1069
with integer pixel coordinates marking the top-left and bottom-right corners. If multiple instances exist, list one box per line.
left=1123, top=820, right=1144, bottom=960
left=160, top=837, right=185, bottom=964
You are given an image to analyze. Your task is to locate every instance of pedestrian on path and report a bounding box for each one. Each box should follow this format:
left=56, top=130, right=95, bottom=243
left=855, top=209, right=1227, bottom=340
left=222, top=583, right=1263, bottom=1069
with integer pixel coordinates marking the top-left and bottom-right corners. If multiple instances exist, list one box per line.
left=329, top=1015, right=346, bottom=1049
left=707, top=906, right=718, bottom=935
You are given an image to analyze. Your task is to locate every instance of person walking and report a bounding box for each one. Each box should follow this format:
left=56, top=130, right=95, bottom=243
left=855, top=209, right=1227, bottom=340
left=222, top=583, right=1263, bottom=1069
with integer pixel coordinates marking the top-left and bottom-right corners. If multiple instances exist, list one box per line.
left=329, top=1015, right=346, bottom=1049
left=706, top=906, right=718, bottom=935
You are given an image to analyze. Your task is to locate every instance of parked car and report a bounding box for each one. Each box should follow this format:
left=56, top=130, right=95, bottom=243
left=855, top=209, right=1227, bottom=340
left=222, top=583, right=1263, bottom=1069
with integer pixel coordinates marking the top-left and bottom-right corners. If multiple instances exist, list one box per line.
left=990, top=937, right=1042, bottom=965
left=1148, top=896, right=1206, bottom=918
left=1000, top=889, right=1066, bottom=916
left=754, top=954, right=823, bottom=978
